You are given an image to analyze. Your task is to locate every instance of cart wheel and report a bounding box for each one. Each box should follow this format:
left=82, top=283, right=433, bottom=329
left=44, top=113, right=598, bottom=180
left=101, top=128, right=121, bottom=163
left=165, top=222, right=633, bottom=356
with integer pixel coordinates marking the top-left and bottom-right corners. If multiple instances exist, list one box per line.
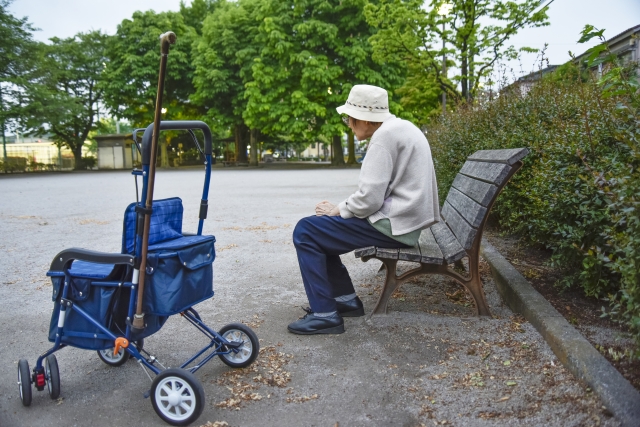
left=45, top=354, right=60, bottom=399
left=218, top=323, right=259, bottom=368
left=97, top=339, right=143, bottom=366
left=97, top=346, right=130, bottom=366
left=18, top=359, right=32, bottom=407
left=150, top=368, right=204, bottom=426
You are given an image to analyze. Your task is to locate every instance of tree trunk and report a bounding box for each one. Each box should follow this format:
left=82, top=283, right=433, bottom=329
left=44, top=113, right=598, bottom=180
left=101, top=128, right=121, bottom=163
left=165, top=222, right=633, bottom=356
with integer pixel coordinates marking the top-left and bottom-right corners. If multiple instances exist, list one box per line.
left=331, top=135, right=345, bottom=166
left=469, top=51, right=475, bottom=101
left=346, top=130, right=356, bottom=164
left=250, top=128, right=259, bottom=166
left=461, top=53, right=468, bottom=101
left=234, top=124, right=249, bottom=163
left=161, top=137, right=168, bottom=167
left=72, top=142, right=84, bottom=170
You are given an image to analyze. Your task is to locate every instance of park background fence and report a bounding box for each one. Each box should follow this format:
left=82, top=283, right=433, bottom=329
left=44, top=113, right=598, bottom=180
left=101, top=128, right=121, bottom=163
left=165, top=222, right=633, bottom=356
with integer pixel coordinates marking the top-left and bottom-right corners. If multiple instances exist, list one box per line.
left=1, top=142, right=92, bottom=172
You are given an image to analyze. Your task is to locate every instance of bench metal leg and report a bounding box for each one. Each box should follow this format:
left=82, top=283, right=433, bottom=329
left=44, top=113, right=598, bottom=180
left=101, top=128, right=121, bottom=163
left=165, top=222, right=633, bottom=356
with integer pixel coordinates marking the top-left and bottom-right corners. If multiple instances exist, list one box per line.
left=371, top=259, right=398, bottom=315
left=437, top=255, right=490, bottom=316
left=366, top=257, right=491, bottom=318
left=364, top=259, right=491, bottom=317
left=461, top=254, right=491, bottom=316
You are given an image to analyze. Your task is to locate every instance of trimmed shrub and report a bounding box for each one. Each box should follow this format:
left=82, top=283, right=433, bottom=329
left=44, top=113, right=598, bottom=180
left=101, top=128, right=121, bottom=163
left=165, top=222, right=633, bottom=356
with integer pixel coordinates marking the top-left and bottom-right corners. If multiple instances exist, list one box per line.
left=427, top=60, right=640, bottom=355
left=1, top=157, right=28, bottom=173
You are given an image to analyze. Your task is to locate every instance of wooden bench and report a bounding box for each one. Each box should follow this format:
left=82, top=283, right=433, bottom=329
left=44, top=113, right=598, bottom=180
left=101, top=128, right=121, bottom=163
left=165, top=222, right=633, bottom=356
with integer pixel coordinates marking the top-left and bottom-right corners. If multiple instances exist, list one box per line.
left=355, top=148, right=529, bottom=317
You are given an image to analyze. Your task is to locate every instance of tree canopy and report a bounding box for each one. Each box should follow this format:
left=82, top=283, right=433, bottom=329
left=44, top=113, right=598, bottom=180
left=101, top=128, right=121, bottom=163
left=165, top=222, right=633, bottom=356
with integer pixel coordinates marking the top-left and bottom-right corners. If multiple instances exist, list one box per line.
left=244, top=0, right=405, bottom=140
left=192, top=0, right=263, bottom=162
left=179, top=0, right=221, bottom=35
left=3, top=0, right=555, bottom=165
left=365, top=0, right=550, bottom=104
left=0, top=0, right=40, bottom=137
left=102, top=10, right=198, bottom=128
left=34, top=31, right=110, bottom=168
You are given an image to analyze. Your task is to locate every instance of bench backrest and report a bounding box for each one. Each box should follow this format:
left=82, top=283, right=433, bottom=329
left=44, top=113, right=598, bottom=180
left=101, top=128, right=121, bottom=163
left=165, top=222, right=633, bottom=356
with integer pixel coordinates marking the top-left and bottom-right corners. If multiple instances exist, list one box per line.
left=441, top=148, right=529, bottom=251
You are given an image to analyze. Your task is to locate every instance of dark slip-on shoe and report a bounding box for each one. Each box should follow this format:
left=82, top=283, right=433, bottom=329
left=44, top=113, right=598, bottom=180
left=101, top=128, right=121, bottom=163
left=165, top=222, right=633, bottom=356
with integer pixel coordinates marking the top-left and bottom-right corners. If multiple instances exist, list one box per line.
left=336, top=296, right=365, bottom=317
left=287, top=312, right=345, bottom=335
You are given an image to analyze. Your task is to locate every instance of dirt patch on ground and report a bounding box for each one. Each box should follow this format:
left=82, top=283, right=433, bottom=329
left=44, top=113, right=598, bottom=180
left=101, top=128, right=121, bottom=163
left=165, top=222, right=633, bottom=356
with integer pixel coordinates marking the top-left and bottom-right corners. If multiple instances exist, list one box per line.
left=483, top=225, right=640, bottom=391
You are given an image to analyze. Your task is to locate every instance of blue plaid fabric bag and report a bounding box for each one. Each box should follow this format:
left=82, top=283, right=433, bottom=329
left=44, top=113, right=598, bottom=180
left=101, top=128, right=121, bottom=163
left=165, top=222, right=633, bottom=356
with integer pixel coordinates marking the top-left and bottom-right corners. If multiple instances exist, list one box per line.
left=47, top=198, right=216, bottom=350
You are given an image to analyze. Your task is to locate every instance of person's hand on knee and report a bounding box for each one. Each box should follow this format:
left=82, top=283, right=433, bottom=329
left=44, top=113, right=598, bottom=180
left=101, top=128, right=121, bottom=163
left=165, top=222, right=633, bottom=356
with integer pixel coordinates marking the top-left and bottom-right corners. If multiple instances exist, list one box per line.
left=315, top=201, right=340, bottom=217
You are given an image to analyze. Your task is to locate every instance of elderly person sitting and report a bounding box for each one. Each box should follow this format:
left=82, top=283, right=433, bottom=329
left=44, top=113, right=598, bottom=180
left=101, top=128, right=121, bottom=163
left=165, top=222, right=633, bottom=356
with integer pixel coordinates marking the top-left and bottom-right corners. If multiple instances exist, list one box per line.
left=288, top=84, right=440, bottom=335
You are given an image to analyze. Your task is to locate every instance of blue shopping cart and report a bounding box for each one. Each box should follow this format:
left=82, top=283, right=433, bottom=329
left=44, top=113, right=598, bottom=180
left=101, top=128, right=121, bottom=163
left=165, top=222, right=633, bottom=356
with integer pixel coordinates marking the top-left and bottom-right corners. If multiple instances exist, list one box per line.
left=17, top=121, right=259, bottom=426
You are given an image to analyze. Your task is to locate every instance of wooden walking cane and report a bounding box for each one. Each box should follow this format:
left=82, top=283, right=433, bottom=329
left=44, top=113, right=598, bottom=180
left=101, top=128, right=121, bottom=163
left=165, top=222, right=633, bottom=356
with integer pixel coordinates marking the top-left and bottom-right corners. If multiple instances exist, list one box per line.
left=131, top=31, right=176, bottom=332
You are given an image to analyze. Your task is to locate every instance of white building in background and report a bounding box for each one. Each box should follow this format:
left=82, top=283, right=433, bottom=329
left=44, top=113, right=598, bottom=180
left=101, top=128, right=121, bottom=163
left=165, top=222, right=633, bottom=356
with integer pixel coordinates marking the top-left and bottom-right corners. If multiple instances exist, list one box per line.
left=581, top=24, right=640, bottom=73
left=95, top=133, right=139, bottom=169
left=504, top=24, right=640, bottom=97
left=299, top=142, right=330, bottom=160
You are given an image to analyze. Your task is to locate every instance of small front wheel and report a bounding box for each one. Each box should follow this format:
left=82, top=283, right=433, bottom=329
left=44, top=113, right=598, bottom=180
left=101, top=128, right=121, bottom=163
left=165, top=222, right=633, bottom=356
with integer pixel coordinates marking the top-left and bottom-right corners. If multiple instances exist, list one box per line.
left=18, top=359, right=32, bottom=406
left=97, top=339, right=143, bottom=366
left=218, top=323, right=259, bottom=368
left=45, top=354, right=60, bottom=399
left=150, top=368, right=204, bottom=426
left=97, top=347, right=130, bottom=367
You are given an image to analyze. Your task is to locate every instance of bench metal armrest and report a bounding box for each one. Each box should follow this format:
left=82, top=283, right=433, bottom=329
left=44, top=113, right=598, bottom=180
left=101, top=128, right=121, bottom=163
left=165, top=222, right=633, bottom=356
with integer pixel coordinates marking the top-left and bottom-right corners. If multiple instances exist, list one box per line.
left=49, top=248, right=135, bottom=272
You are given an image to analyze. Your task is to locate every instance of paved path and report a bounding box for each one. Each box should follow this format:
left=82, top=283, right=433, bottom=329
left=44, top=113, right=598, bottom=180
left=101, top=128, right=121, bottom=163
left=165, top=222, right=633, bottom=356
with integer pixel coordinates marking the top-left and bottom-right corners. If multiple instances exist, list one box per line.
left=0, top=169, right=618, bottom=426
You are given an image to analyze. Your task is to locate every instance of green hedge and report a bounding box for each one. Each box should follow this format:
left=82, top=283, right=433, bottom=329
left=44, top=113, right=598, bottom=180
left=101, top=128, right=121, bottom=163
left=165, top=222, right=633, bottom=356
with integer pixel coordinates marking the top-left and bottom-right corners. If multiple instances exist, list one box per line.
left=427, top=62, right=640, bottom=355
left=1, top=157, right=28, bottom=173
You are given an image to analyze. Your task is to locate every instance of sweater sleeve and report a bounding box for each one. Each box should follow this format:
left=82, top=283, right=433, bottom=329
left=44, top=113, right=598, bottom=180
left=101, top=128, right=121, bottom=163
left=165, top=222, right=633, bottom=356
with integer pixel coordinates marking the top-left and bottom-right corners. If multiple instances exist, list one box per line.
left=338, top=143, right=393, bottom=219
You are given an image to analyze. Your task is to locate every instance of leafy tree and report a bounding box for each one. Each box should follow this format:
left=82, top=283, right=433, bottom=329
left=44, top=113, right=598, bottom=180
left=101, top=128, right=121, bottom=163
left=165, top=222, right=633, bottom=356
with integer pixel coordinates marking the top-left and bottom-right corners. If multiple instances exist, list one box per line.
left=395, top=63, right=443, bottom=127
left=31, top=31, right=109, bottom=169
left=365, top=0, right=550, bottom=104
left=244, top=0, right=405, bottom=165
left=180, top=0, right=221, bottom=35
left=0, top=0, right=40, bottom=158
left=103, top=10, right=198, bottom=128
left=95, top=117, right=134, bottom=135
left=192, top=0, right=264, bottom=164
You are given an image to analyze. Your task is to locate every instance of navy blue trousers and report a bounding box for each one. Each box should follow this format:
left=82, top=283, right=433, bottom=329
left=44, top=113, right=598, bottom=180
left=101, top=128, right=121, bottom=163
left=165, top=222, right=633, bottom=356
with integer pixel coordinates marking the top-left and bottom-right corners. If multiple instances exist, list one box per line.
left=292, top=215, right=411, bottom=313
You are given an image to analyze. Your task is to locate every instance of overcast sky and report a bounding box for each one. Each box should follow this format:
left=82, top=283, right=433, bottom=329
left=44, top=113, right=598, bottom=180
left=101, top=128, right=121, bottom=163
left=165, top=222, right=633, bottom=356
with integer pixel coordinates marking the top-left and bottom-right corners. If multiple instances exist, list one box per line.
left=8, top=0, right=640, bottom=80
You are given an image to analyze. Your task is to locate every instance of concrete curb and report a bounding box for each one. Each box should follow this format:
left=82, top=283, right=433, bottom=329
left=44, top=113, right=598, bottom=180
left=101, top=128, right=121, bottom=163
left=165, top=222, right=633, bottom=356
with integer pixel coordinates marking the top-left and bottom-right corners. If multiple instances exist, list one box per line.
left=481, top=240, right=640, bottom=427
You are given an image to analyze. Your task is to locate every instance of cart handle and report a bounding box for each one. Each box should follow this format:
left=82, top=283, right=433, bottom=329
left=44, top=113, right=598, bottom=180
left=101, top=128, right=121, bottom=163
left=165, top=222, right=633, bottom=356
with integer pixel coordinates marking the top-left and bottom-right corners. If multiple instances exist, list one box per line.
left=49, top=248, right=135, bottom=272
left=140, top=121, right=213, bottom=166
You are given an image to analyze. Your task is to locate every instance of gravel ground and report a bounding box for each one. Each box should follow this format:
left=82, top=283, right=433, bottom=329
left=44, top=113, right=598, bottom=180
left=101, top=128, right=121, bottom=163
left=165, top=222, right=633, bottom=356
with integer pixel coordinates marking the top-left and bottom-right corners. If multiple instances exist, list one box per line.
left=0, top=168, right=618, bottom=427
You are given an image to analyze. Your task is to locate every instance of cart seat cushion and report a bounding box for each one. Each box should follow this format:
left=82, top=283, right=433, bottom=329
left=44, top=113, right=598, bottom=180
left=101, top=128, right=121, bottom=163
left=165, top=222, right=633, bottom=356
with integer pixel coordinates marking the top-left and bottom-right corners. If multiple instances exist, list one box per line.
left=148, top=234, right=215, bottom=251
left=63, top=236, right=215, bottom=279
left=68, top=260, right=116, bottom=279
left=123, top=197, right=184, bottom=254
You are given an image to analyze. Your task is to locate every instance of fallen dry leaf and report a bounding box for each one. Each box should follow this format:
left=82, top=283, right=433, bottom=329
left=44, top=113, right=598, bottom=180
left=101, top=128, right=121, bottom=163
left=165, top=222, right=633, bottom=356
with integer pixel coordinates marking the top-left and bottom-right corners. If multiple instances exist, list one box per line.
left=286, top=393, right=319, bottom=403
left=217, top=244, right=238, bottom=251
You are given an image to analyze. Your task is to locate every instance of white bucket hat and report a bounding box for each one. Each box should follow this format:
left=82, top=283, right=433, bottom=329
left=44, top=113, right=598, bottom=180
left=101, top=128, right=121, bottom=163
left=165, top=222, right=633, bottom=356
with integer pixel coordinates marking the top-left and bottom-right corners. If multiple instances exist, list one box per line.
left=336, top=84, right=393, bottom=122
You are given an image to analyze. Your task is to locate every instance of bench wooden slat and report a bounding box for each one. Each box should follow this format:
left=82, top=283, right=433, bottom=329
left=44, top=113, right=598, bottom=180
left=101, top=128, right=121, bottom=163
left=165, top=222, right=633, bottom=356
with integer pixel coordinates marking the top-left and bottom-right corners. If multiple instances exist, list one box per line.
left=451, top=174, right=498, bottom=207
left=445, top=187, right=487, bottom=228
left=376, top=248, right=399, bottom=259
left=441, top=202, right=477, bottom=250
left=467, top=148, right=529, bottom=165
left=460, top=160, right=511, bottom=186
left=418, top=228, right=444, bottom=264
left=430, top=221, right=466, bottom=264
left=398, top=245, right=422, bottom=262
left=354, top=246, right=376, bottom=258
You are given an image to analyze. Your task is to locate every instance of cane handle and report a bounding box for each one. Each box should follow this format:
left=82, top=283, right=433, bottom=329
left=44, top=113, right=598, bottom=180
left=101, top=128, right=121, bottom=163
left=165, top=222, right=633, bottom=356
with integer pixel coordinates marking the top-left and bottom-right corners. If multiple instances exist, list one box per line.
left=160, top=31, right=177, bottom=46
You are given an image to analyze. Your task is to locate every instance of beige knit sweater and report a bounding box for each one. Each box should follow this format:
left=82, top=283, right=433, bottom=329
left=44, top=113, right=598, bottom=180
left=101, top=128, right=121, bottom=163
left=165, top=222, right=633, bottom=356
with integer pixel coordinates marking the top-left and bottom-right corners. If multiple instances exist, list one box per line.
left=338, top=115, right=440, bottom=235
